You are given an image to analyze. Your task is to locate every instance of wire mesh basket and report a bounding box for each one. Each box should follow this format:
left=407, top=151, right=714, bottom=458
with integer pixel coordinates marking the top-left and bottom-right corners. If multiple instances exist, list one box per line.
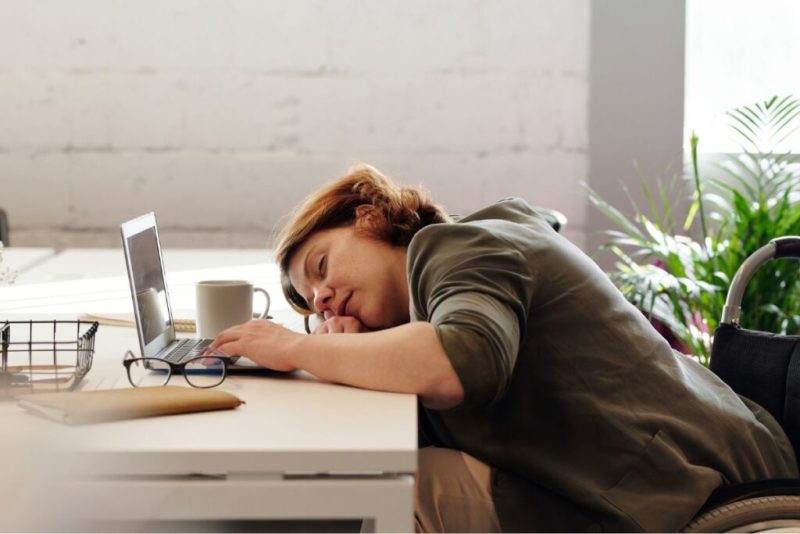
left=1, top=320, right=98, bottom=397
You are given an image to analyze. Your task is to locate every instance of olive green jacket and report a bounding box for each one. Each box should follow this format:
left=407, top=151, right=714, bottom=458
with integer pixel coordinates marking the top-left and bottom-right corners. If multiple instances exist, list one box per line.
left=408, top=199, right=798, bottom=532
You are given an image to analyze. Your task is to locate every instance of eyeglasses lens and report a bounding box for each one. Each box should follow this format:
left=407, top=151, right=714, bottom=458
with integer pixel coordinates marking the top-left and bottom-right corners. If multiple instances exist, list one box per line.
left=183, top=357, right=226, bottom=388
left=127, top=358, right=171, bottom=387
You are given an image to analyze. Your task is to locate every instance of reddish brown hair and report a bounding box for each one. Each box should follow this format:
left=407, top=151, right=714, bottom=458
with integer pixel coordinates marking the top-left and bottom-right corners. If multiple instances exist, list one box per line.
left=275, top=164, right=450, bottom=313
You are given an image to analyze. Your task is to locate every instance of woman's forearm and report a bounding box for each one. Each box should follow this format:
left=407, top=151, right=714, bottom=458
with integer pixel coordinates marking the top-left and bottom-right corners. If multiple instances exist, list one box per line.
left=289, top=321, right=464, bottom=410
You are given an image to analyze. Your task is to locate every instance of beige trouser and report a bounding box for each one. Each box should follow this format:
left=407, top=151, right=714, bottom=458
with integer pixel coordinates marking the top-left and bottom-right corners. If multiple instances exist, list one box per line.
left=414, top=447, right=502, bottom=533
left=415, top=447, right=604, bottom=533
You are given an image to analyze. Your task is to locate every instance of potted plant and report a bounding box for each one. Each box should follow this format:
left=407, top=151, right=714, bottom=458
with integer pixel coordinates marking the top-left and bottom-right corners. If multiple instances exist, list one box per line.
left=590, top=95, right=800, bottom=365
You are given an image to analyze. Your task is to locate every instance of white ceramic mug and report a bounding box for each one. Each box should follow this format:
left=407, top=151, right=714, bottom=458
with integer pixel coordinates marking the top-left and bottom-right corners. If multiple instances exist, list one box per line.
left=195, top=280, right=271, bottom=339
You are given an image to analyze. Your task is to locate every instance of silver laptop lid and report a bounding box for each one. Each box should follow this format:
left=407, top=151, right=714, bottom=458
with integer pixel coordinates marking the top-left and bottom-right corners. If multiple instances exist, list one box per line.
left=120, top=212, right=177, bottom=358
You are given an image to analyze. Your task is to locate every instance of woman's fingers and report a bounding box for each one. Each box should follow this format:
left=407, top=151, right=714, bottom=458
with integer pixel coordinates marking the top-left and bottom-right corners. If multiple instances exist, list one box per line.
left=216, top=341, right=242, bottom=357
left=312, top=316, right=367, bottom=334
left=340, top=317, right=363, bottom=333
left=211, top=321, right=258, bottom=348
left=207, top=319, right=299, bottom=372
left=211, top=329, right=240, bottom=349
left=312, top=322, right=329, bottom=335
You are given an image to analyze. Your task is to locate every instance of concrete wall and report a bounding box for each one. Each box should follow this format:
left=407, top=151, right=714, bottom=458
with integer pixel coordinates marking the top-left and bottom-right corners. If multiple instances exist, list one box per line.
left=0, top=0, right=591, bottom=249
left=587, top=0, right=686, bottom=267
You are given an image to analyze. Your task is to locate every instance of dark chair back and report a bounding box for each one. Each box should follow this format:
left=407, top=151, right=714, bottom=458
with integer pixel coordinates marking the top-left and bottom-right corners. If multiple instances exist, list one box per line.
left=710, top=237, right=800, bottom=462
left=710, top=325, right=800, bottom=460
left=538, top=208, right=567, bottom=233
left=0, top=209, right=8, bottom=246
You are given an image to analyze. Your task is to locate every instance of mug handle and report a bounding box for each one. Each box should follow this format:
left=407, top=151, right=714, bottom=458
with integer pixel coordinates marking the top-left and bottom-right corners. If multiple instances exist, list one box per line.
left=253, top=287, right=271, bottom=319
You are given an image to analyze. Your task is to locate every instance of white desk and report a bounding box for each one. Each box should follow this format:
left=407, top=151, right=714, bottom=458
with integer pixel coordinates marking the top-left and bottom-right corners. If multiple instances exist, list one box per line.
left=0, top=249, right=417, bottom=532
left=1, top=248, right=284, bottom=317
left=14, top=247, right=274, bottom=284
left=0, top=246, right=55, bottom=276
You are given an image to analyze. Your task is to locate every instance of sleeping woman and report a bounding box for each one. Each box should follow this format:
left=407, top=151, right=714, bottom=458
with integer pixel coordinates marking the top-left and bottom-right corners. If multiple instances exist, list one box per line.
left=211, top=164, right=797, bottom=532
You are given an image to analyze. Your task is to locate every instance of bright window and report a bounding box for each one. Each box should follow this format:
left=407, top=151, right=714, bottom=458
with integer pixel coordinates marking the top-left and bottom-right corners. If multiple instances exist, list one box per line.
left=685, top=0, right=800, bottom=153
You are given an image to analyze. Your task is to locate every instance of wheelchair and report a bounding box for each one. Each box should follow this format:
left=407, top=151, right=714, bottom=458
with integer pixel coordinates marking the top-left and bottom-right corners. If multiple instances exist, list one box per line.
left=682, top=237, right=800, bottom=532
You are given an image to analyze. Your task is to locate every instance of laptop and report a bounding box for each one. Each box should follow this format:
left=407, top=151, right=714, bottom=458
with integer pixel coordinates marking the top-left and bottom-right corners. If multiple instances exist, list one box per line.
left=122, top=212, right=222, bottom=364
left=120, top=212, right=300, bottom=368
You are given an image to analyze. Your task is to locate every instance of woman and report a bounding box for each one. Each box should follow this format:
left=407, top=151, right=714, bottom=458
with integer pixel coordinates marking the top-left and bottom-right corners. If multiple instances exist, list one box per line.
left=212, top=165, right=798, bottom=532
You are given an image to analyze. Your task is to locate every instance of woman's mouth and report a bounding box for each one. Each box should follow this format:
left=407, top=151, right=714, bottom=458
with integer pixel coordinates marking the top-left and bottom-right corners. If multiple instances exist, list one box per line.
left=338, top=293, right=352, bottom=317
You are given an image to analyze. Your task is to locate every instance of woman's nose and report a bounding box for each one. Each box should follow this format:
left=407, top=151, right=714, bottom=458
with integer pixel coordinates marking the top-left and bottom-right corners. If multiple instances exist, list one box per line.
left=313, top=287, right=334, bottom=314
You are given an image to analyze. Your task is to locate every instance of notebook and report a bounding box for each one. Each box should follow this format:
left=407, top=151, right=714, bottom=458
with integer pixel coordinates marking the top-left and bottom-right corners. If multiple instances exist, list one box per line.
left=79, top=312, right=196, bottom=332
left=17, top=385, right=243, bottom=425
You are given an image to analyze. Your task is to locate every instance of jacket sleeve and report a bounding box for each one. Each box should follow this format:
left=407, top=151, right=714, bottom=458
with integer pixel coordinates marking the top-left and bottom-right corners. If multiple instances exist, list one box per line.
left=408, top=223, right=534, bottom=408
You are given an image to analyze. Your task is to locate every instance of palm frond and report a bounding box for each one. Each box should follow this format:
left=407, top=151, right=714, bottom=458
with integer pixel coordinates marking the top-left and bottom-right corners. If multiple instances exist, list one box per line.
left=587, top=188, right=647, bottom=242
left=591, top=94, right=800, bottom=365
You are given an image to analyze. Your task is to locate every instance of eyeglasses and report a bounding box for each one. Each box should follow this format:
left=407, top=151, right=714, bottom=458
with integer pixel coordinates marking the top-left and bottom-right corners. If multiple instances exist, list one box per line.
left=123, top=348, right=231, bottom=388
left=304, top=314, right=324, bottom=334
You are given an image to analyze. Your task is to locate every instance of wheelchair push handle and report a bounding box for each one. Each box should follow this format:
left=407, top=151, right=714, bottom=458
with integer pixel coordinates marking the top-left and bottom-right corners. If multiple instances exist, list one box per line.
left=721, top=236, right=800, bottom=326
left=774, top=236, right=800, bottom=259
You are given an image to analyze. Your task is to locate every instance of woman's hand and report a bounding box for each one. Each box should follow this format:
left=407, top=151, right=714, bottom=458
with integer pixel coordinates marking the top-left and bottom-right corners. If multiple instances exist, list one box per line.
left=313, top=315, right=370, bottom=334
left=211, top=319, right=303, bottom=372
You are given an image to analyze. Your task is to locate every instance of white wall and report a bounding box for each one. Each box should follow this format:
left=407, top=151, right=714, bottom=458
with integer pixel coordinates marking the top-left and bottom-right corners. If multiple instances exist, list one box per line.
left=0, top=0, right=590, bottom=249
left=587, top=0, right=686, bottom=267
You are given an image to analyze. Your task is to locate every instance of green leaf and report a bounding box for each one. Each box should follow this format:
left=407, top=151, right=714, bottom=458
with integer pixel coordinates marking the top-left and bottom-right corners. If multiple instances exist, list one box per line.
left=683, top=201, right=699, bottom=231
left=590, top=95, right=800, bottom=365
left=587, top=188, right=647, bottom=241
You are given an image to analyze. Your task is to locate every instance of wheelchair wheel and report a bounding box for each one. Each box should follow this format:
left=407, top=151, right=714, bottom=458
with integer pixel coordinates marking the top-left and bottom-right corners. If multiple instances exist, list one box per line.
left=682, top=495, right=800, bottom=532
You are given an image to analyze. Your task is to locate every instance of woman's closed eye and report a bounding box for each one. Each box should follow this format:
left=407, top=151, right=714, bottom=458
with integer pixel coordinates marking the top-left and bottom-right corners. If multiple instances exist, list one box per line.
left=318, top=254, right=326, bottom=278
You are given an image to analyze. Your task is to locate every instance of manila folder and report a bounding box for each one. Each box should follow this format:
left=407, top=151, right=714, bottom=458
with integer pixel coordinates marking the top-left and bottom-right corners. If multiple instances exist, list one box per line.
left=17, top=385, right=243, bottom=425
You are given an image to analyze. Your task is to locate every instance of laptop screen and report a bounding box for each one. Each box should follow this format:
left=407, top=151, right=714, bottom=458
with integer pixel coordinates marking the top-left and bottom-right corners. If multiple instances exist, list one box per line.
left=125, top=225, right=171, bottom=346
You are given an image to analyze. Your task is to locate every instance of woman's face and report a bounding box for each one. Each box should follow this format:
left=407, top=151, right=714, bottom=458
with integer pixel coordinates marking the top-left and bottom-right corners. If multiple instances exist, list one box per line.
left=287, top=224, right=410, bottom=331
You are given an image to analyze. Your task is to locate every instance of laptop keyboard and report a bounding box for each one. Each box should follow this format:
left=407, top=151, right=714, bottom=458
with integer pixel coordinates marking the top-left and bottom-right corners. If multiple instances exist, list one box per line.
left=164, top=338, right=213, bottom=362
